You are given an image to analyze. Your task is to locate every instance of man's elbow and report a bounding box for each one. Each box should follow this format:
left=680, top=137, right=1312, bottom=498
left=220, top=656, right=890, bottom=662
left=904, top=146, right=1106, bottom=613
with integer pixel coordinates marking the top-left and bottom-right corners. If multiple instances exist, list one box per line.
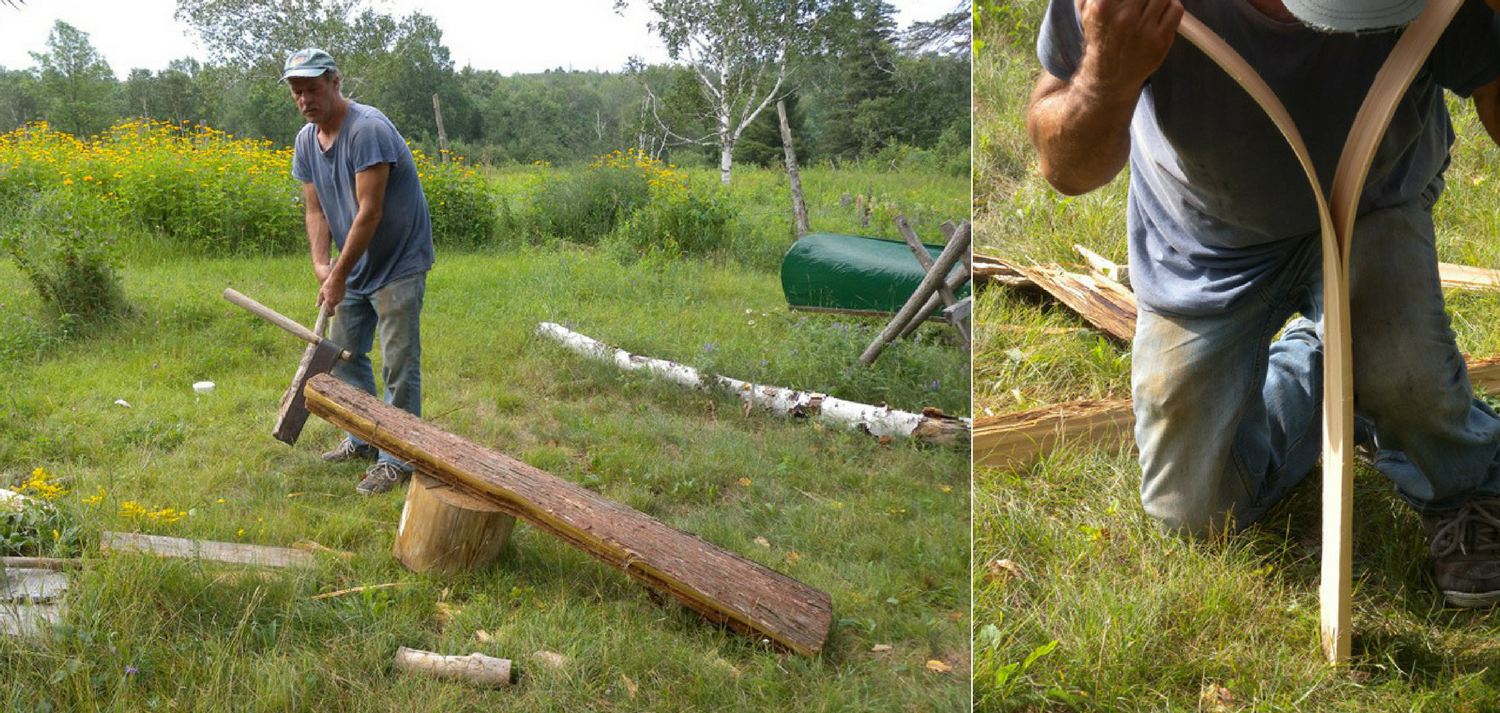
left=1036, top=157, right=1101, bottom=197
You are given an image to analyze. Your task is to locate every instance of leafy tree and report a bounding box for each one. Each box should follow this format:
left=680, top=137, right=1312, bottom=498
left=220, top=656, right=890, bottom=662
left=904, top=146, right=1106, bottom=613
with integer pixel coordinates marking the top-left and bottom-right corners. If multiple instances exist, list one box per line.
left=0, top=67, right=43, bottom=130
left=821, top=0, right=899, bottom=160
left=30, top=21, right=117, bottom=137
left=623, top=0, right=851, bottom=184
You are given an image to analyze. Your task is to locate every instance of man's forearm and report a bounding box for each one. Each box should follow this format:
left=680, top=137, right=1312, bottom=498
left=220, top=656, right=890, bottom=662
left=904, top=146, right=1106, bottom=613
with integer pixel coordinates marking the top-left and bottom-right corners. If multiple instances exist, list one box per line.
left=1026, top=72, right=1140, bottom=195
left=328, top=208, right=381, bottom=282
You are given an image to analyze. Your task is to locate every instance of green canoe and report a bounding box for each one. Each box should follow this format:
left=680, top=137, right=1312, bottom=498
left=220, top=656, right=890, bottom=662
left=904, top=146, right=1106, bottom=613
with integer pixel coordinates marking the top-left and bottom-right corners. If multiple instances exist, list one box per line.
left=780, top=232, right=970, bottom=316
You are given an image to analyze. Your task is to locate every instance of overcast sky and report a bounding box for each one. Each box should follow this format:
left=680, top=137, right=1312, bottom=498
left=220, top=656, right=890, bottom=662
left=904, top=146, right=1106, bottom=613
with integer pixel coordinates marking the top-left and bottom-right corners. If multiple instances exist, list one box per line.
left=0, top=0, right=965, bottom=79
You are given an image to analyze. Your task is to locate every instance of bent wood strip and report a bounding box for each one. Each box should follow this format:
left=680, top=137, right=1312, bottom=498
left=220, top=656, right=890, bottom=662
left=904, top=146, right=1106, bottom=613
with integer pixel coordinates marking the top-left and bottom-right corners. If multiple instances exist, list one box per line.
left=302, top=374, right=833, bottom=656
left=1177, top=0, right=1457, bottom=662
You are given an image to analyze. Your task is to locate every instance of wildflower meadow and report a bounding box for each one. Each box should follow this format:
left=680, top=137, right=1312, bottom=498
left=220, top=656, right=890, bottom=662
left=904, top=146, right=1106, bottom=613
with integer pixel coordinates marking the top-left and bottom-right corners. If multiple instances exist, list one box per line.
left=0, top=113, right=970, bottom=710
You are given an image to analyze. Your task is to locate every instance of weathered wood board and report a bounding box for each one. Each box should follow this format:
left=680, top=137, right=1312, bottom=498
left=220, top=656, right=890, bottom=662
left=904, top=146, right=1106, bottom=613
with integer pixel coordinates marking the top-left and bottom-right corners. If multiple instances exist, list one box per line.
left=0, top=568, right=67, bottom=637
left=302, top=374, right=833, bottom=656
left=101, top=532, right=316, bottom=568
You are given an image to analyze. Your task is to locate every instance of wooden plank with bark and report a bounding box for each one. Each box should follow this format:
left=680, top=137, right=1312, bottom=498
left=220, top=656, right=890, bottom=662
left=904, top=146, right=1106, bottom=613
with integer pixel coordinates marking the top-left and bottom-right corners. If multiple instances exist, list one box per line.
left=973, top=252, right=1036, bottom=289
left=101, top=531, right=316, bottom=568
left=302, top=374, right=833, bottom=656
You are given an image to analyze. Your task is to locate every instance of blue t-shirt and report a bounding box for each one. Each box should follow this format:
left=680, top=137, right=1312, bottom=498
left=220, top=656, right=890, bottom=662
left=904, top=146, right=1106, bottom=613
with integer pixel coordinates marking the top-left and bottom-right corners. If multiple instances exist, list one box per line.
left=1037, top=0, right=1500, bottom=316
left=291, top=102, right=434, bottom=296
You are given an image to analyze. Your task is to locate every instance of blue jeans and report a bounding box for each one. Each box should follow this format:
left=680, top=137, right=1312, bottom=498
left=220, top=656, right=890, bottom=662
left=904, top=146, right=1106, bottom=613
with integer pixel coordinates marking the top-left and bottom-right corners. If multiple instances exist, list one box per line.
left=1133, top=197, right=1500, bottom=536
left=329, top=272, right=425, bottom=471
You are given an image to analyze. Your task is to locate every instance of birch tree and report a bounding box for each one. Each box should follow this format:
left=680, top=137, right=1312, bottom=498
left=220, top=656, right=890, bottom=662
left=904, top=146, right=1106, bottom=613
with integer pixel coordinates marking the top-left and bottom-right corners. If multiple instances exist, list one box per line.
left=623, top=0, right=849, bottom=185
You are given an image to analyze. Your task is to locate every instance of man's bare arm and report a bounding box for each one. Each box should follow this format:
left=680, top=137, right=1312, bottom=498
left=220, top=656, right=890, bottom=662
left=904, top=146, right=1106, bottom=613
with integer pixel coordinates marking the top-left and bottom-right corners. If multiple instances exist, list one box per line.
left=1026, top=0, right=1183, bottom=195
left=302, top=182, right=335, bottom=290
left=1474, top=76, right=1500, bottom=149
left=318, top=163, right=391, bottom=311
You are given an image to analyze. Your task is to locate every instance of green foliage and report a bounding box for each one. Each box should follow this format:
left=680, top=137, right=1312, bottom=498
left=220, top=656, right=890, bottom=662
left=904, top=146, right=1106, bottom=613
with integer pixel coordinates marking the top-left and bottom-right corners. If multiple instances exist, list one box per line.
left=607, top=181, right=737, bottom=261
left=0, top=188, right=130, bottom=322
left=515, top=149, right=659, bottom=243
left=417, top=153, right=499, bottom=250
left=29, top=21, right=117, bottom=139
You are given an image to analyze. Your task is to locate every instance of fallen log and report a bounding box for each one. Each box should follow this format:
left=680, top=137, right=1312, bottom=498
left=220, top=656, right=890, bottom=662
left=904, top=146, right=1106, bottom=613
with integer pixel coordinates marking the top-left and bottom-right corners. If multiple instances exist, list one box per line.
left=302, top=374, right=833, bottom=656
left=537, top=322, right=969, bottom=448
left=976, top=354, right=1500, bottom=469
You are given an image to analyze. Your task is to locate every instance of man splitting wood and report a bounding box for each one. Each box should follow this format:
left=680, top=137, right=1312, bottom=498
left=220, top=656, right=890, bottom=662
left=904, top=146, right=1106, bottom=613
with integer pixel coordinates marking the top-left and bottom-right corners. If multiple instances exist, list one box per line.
left=1026, top=0, right=1500, bottom=606
left=282, top=48, right=435, bottom=496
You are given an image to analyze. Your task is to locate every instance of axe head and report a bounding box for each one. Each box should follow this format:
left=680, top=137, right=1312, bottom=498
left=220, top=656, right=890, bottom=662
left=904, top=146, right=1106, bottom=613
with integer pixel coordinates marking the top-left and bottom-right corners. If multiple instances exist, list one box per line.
left=273, top=337, right=344, bottom=445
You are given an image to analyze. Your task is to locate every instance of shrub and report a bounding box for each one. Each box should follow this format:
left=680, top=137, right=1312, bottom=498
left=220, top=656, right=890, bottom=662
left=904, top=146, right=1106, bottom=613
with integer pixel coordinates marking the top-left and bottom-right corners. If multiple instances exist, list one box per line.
left=0, top=187, right=130, bottom=321
left=519, top=149, right=663, bottom=244
left=414, top=148, right=500, bottom=250
left=608, top=182, right=737, bottom=261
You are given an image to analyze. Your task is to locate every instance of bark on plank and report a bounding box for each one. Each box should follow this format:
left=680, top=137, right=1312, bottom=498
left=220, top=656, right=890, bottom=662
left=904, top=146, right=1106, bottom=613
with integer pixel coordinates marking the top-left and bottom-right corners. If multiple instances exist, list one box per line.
left=973, top=252, right=1036, bottom=289
left=976, top=354, right=1500, bottom=470
left=101, top=531, right=315, bottom=568
left=302, top=374, right=833, bottom=656
left=1009, top=263, right=1136, bottom=343
left=974, top=399, right=1135, bottom=470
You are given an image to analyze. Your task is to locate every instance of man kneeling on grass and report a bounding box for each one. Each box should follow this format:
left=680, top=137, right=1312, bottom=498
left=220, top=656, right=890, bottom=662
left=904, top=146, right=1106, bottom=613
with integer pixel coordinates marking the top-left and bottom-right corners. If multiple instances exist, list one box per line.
left=282, top=48, right=435, bottom=496
left=1026, top=0, right=1500, bottom=606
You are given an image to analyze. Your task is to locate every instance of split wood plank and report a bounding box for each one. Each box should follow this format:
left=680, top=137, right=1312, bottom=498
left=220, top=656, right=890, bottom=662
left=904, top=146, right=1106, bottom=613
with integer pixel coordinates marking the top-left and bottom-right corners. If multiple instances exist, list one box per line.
left=1073, top=244, right=1128, bottom=285
left=973, top=252, right=1035, bottom=289
left=1011, top=263, right=1136, bottom=343
left=1440, top=263, right=1500, bottom=292
left=302, top=374, right=833, bottom=656
left=101, top=531, right=316, bottom=568
left=977, top=354, right=1500, bottom=471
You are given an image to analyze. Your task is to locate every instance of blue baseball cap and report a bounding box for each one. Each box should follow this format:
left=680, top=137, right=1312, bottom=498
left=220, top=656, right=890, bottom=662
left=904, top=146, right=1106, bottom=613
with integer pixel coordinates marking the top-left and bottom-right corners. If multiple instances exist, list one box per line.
left=280, top=48, right=337, bottom=81
left=1281, top=0, right=1427, bottom=31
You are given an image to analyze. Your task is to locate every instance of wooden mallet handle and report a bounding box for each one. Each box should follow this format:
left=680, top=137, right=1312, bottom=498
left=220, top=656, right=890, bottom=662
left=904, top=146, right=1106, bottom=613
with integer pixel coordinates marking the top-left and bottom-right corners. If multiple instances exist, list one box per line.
left=223, top=288, right=351, bottom=361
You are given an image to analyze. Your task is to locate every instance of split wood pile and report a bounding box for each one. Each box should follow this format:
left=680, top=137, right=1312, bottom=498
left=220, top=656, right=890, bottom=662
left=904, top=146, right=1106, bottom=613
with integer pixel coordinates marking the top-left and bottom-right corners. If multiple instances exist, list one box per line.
left=302, top=374, right=833, bottom=656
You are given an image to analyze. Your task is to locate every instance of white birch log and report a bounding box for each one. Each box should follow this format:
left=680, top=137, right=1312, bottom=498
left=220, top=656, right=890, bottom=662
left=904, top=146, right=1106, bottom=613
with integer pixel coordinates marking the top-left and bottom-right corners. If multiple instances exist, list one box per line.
left=536, top=323, right=970, bottom=447
left=394, top=646, right=514, bottom=687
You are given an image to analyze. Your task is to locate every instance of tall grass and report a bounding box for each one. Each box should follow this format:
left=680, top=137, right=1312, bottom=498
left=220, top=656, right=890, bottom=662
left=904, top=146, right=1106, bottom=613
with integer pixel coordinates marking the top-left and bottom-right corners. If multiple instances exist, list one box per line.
left=975, top=0, right=1500, bottom=709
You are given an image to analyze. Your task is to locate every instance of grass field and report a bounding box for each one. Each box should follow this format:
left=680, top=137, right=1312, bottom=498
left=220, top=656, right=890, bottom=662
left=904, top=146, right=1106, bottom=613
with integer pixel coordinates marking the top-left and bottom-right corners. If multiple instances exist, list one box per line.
left=975, top=1, right=1500, bottom=710
left=0, top=161, right=970, bottom=710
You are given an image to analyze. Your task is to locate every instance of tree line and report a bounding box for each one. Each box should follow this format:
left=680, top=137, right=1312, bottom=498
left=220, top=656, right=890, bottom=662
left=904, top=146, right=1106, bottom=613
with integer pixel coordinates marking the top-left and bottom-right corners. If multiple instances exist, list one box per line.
left=0, top=0, right=970, bottom=179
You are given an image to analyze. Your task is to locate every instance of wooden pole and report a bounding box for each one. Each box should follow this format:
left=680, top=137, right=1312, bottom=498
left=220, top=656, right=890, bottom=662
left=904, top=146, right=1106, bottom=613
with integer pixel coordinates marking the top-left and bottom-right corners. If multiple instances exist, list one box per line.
left=432, top=94, right=449, bottom=164
left=776, top=99, right=810, bottom=237
left=302, top=374, right=833, bottom=656
left=858, top=223, right=971, bottom=366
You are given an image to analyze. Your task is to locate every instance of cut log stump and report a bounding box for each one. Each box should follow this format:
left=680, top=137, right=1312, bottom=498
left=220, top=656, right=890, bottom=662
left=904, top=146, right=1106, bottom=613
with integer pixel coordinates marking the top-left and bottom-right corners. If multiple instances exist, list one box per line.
left=394, top=471, right=516, bottom=575
left=303, top=373, right=833, bottom=656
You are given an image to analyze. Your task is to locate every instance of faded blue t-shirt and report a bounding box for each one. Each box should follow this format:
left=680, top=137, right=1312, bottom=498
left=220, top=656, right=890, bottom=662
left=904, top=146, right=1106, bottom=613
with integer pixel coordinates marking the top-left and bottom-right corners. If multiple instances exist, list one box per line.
left=291, top=102, right=434, bottom=296
left=1037, top=0, right=1500, bottom=316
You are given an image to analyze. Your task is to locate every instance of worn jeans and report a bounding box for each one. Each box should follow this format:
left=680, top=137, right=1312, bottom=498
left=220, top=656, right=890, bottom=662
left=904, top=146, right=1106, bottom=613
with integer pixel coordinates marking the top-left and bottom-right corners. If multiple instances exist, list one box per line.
left=1133, top=196, right=1500, bottom=536
left=329, top=272, right=425, bottom=471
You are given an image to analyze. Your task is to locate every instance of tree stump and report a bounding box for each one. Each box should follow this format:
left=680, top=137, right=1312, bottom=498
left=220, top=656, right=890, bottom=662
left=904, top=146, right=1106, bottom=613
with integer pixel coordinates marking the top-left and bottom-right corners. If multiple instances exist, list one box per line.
left=393, top=471, right=516, bottom=575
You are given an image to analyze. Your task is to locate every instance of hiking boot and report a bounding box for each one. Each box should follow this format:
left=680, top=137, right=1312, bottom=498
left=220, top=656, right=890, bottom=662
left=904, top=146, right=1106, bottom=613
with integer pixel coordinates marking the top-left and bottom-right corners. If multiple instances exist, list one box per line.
left=321, top=439, right=377, bottom=463
left=1422, top=497, right=1500, bottom=608
left=356, top=461, right=410, bottom=496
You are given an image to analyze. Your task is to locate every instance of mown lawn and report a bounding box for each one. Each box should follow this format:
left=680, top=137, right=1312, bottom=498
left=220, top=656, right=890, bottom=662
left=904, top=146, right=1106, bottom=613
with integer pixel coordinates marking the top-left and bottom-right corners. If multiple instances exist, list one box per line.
left=0, top=211, right=970, bottom=709
left=974, top=1, right=1500, bottom=710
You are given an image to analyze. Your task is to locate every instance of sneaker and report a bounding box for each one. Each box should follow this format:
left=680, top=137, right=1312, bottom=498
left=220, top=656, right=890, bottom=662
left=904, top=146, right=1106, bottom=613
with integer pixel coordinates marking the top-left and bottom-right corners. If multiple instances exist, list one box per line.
left=321, top=439, right=377, bottom=463
left=356, top=461, right=410, bottom=496
left=1422, top=497, right=1500, bottom=608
